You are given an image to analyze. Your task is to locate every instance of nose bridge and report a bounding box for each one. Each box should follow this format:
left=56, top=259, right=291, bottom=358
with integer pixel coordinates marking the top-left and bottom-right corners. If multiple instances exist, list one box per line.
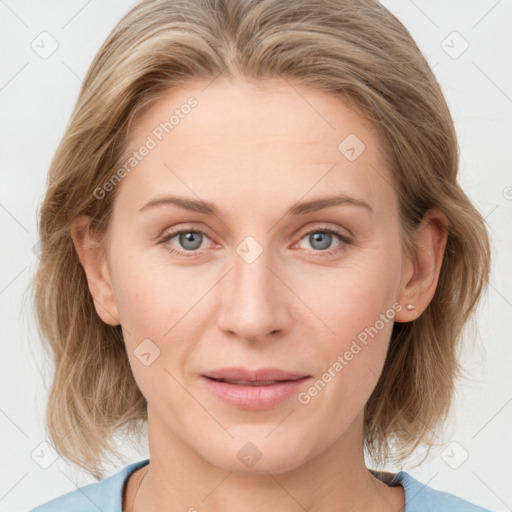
left=217, top=239, right=291, bottom=341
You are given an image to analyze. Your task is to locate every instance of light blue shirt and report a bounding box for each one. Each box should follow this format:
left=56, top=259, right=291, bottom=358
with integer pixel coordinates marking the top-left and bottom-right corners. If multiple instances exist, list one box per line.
left=28, top=458, right=494, bottom=511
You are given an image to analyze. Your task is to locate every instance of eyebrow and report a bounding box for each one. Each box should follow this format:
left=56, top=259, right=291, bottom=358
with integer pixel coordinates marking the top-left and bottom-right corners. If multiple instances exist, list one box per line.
left=138, top=194, right=373, bottom=216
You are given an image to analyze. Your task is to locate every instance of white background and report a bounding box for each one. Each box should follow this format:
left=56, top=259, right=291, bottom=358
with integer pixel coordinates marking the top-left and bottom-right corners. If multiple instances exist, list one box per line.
left=1, top=1, right=511, bottom=510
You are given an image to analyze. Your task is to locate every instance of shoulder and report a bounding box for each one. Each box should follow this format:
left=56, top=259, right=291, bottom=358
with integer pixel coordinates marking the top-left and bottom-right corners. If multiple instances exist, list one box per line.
left=27, top=459, right=150, bottom=512
left=393, top=471, right=495, bottom=512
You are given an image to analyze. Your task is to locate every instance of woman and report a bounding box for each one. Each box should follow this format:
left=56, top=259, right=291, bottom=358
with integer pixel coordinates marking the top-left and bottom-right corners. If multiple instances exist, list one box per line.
left=28, top=0, right=493, bottom=510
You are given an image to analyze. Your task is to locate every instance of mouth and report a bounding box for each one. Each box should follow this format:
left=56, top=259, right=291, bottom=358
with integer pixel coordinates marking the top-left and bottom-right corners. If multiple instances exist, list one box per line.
left=204, top=376, right=307, bottom=386
left=202, top=366, right=310, bottom=383
left=201, top=367, right=311, bottom=409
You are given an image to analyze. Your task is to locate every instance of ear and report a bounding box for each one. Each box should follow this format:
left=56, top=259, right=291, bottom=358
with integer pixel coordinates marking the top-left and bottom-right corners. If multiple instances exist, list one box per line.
left=394, top=208, right=449, bottom=322
left=70, top=215, right=121, bottom=326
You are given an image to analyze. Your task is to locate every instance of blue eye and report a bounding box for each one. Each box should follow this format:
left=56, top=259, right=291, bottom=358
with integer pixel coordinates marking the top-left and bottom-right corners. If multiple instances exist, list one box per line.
left=308, top=231, right=334, bottom=250
left=158, top=225, right=352, bottom=258
left=174, top=231, right=204, bottom=251
left=159, top=229, right=209, bottom=257
left=298, top=227, right=351, bottom=255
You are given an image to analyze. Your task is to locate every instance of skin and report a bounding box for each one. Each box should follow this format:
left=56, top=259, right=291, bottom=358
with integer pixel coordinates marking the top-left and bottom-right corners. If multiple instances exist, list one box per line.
left=71, top=77, right=448, bottom=512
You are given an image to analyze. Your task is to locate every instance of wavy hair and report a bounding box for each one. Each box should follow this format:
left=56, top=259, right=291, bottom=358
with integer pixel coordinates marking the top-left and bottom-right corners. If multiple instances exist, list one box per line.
left=28, top=0, right=491, bottom=479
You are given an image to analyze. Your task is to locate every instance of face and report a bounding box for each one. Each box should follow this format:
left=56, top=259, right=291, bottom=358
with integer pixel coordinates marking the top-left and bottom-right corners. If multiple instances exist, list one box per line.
left=90, top=78, right=415, bottom=474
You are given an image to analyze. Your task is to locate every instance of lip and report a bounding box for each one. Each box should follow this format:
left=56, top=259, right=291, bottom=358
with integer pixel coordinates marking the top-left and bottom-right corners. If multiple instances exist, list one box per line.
left=201, top=367, right=311, bottom=410
left=202, top=367, right=309, bottom=382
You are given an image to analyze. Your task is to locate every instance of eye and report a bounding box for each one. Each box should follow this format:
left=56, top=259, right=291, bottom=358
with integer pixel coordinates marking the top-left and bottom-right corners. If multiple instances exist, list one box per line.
left=158, top=227, right=214, bottom=257
left=295, top=226, right=352, bottom=256
left=158, top=224, right=352, bottom=259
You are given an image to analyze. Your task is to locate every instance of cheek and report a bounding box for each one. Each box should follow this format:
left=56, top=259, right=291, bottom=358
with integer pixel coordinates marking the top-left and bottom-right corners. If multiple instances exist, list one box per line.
left=295, top=242, right=400, bottom=406
left=110, top=257, right=195, bottom=403
left=302, top=303, right=394, bottom=427
left=110, top=251, right=212, bottom=378
left=295, top=245, right=400, bottom=340
left=114, top=274, right=167, bottom=335
left=111, top=247, right=204, bottom=331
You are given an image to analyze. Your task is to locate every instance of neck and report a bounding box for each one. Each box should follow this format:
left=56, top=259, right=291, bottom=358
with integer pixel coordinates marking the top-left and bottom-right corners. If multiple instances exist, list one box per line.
left=130, top=409, right=403, bottom=512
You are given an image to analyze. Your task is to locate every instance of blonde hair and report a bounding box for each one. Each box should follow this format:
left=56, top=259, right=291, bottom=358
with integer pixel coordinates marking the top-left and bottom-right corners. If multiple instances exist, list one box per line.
left=29, top=0, right=491, bottom=479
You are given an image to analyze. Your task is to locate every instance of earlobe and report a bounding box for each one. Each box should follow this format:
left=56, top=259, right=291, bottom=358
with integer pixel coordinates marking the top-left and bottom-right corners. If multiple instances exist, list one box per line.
left=70, top=215, right=121, bottom=326
left=394, top=209, right=449, bottom=323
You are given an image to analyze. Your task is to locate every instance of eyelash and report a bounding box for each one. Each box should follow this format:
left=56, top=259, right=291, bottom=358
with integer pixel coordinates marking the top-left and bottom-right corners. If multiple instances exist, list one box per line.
left=158, top=225, right=352, bottom=259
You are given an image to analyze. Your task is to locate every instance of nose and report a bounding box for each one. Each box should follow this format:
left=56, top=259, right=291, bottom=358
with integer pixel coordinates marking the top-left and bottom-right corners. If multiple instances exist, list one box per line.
left=216, top=242, right=294, bottom=343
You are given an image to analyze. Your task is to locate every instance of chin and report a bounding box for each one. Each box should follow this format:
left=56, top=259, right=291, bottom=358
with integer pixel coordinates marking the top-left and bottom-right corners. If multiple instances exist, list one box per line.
left=199, top=436, right=312, bottom=475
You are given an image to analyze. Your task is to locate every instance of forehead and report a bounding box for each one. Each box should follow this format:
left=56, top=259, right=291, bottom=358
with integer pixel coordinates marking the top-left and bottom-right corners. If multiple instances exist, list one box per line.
left=129, top=78, right=378, bottom=155
left=118, top=78, right=396, bottom=220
